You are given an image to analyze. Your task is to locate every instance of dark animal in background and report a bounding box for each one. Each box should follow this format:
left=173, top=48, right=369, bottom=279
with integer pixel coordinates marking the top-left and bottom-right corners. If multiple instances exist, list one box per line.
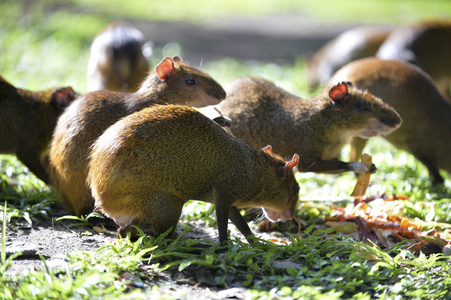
left=0, top=76, right=78, bottom=183
left=330, top=58, right=451, bottom=184
left=87, top=21, right=151, bottom=93
left=216, top=78, right=401, bottom=174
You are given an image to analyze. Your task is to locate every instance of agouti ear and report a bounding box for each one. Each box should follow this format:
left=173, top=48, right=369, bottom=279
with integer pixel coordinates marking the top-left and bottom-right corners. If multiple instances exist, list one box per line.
left=51, top=87, right=76, bottom=112
left=262, top=145, right=273, bottom=154
left=156, top=57, right=176, bottom=82
left=329, top=82, right=350, bottom=103
left=284, top=154, right=299, bottom=173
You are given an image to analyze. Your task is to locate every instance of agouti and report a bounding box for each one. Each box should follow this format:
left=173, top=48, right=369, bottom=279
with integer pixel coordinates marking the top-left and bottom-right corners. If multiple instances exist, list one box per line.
left=0, top=75, right=77, bottom=183
left=87, top=104, right=300, bottom=244
left=49, top=56, right=226, bottom=216
left=329, top=58, right=451, bottom=184
left=376, top=20, right=451, bottom=100
left=307, top=26, right=391, bottom=91
left=217, top=78, right=402, bottom=174
left=87, top=21, right=150, bottom=92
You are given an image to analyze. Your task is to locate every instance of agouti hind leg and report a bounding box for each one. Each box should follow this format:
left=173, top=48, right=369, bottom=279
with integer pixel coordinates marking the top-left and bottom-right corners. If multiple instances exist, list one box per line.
left=145, top=193, right=184, bottom=239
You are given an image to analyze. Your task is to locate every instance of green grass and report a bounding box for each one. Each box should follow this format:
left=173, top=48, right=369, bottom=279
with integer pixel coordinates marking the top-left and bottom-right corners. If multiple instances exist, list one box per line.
left=1, top=1, right=451, bottom=299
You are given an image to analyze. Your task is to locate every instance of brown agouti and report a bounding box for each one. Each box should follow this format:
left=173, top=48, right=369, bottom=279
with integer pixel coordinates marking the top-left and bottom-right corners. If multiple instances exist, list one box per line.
left=329, top=58, right=451, bottom=184
left=87, top=104, right=300, bottom=244
left=217, top=78, right=402, bottom=174
left=49, top=56, right=226, bottom=216
left=0, top=75, right=77, bottom=183
left=376, top=20, right=451, bottom=100
left=307, top=26, right=391, bottom=91
left=87, top=21, right=150, bottom=92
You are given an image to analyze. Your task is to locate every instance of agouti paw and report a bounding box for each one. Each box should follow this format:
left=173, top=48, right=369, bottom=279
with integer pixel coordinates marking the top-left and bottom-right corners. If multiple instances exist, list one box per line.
left=349, top=162, right=369, bottom=174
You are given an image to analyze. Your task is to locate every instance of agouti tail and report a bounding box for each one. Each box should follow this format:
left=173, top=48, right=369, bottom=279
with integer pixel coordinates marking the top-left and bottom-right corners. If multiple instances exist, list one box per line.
left=218, top=77, right=401, bottom=174
left=0, top=75, right=77, bottom=183
left=49, top=56, right=226, bottom=216
left=88, top=104, right=300, bottom=244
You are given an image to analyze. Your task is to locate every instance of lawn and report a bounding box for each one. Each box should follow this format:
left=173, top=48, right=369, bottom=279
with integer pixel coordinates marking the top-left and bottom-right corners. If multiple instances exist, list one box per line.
left=1, top=1, right=451, bottom=299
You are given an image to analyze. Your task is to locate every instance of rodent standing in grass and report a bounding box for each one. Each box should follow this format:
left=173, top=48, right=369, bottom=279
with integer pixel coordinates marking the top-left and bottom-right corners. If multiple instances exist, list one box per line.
left=330, top=58, right=451, bottom=184
left=49, top=56, right=226, bottom=216
left=217, top=78, right=401, bottom=174
left=88, top=104, right=300, bottom=244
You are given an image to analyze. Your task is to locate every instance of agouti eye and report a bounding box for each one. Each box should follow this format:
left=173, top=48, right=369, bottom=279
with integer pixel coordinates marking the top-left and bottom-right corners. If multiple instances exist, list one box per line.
left=357, top=104, right=371, bottom=112
left=186, top=79, right=196, bottom=85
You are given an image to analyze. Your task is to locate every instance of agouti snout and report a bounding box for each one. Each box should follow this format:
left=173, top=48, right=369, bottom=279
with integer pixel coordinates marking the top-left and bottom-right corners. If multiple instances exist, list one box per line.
left=88, top=105, right=300, bottom=244
left=0, top=75, right=78, bottom=183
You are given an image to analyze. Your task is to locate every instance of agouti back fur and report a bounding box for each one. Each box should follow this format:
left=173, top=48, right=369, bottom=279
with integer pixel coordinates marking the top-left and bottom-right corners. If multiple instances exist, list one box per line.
left=376, top=20, right=451, bottom=100
left=307, top=26, right=391, bottom=91
left=88, top=104, right=300, bottom=244
left=329, top=58, right=451, bottom=184
left=49, top=56, right=226, bottom=216
left=0, top=75, right=77, bottom=183
left=218, top=78, right=402, bottom=174
left=87, top=21, right=150, bottom=92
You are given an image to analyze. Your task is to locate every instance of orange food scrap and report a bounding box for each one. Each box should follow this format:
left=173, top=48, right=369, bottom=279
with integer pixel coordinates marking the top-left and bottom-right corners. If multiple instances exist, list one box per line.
left=351, top=154, right=372, bottom=197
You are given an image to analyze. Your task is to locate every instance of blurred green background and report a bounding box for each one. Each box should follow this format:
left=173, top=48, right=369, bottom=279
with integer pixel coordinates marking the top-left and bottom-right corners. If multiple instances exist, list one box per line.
left=1, top=0, right=450, bottom=94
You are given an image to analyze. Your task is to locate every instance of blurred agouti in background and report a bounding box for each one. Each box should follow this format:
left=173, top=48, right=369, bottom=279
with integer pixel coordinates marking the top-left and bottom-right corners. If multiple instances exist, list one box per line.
left=215, top=78, right=401, bottom=175
left=50, top=56, right=226, bottom=216
left=330, top=58, right=451, bottom=184
left=87, top=21, right=151, bottom=93
left=88, top=104, right=300, bottom=244
left=0, top=76, right=78, bottom=183
left=376, top=20, right=451, bottom=100
left=307, top=26, right=391, bottom=92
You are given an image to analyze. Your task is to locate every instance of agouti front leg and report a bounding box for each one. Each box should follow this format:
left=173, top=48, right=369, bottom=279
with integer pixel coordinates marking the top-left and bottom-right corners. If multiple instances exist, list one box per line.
left=302, top=159, right=376, bottom=174
left=228, top=206, right=254, bottom=245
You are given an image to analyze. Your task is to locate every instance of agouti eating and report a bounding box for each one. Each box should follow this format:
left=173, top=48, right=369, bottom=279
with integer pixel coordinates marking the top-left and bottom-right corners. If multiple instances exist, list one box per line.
left=87, top=104, right=300, bottom=244
left=87, top=21, right=150, bottom=92
left=0, top=75, right=77, bottom=183
left=376, top=20, right=451, bottom=100
left=307, top=26, right=391, bottom=92
left=49, top=56, right=226, bottom=216
left=217, top=78, right=402, bottom=174
left=329, top=58, right=451, bottom=184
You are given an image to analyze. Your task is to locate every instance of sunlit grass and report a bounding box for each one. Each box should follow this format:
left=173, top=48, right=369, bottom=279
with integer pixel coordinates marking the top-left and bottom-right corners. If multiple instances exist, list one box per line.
left=1, top=1, right=451, bottom=299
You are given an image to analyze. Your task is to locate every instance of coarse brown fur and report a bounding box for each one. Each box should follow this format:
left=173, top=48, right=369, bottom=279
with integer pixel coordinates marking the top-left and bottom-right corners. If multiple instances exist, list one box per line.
left=218, top=77, right=401, bottom=174
left=88, top=105, right=300, bottom=244
left=0, top=76, right=77, bottom=183
left=330, top=58, right=451, bottom=184
left=49, top=57, right=226, bottom=216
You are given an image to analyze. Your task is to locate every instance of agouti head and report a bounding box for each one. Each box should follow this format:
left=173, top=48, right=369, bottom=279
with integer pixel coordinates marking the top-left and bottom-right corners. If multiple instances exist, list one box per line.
left=258, top=145, right=300, bottom=222
left=326, top=81, right=402, bottom=138
left=138, top=56, right=226, bottom=107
